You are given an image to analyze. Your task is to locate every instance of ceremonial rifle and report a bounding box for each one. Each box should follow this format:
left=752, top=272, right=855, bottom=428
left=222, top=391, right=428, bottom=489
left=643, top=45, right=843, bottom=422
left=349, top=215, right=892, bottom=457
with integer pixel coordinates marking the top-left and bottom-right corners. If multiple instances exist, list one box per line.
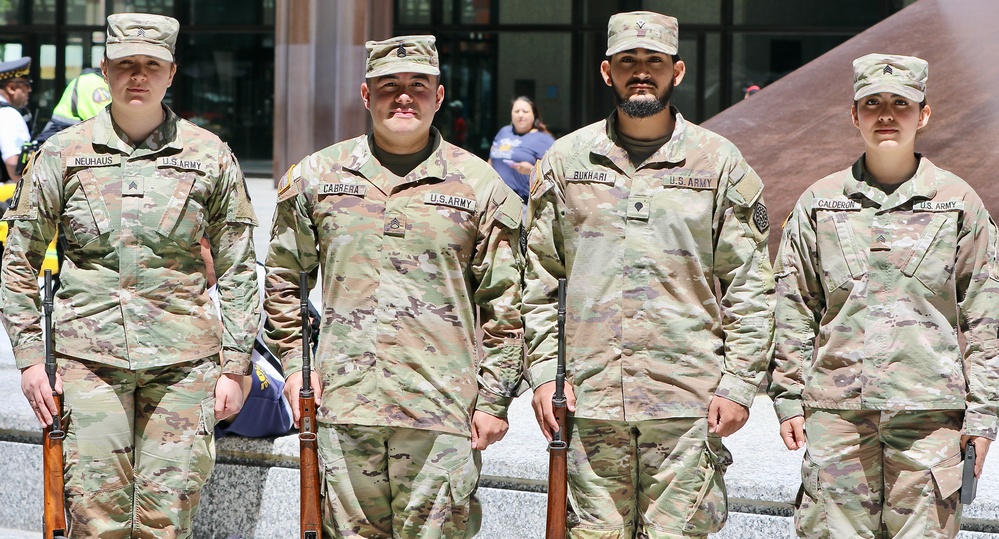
left=545, top=278, right=568, bottom=539
left=299, top=271, right=322, bottom=538
left=42, top=270, right=67, bottom=539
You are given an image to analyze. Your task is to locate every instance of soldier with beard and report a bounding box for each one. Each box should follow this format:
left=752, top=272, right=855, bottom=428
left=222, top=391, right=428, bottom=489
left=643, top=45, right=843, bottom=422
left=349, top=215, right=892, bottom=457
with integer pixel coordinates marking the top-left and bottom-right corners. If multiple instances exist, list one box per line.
left=522, top=10, right=775, bottom=538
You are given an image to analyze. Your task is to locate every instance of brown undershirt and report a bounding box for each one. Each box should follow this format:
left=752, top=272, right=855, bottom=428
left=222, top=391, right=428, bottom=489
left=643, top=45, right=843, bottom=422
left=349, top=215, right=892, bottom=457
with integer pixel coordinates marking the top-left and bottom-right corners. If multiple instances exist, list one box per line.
left=616, top=130, right=672, bottom=166
left=370, top=130, right=440, bottom=178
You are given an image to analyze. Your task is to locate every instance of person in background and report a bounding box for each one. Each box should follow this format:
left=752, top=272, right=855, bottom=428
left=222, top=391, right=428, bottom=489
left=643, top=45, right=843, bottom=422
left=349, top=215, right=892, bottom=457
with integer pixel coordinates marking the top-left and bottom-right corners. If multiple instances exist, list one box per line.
left=488, top=96, right=555, bottom=203
left=200, top=237, right=295, bottom=440
left=769, top=53, right=998, bottom=538
left=36, top=65, right=111, bottom=144
left=3, top=13, right=259, bottom=536
left=0, top=57, right=32, bottom=183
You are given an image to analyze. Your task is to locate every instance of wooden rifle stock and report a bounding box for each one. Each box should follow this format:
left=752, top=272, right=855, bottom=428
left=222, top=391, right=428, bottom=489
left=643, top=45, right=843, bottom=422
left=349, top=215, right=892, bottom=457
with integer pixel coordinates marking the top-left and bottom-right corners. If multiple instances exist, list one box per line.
left=546, top=278, right=568, bottom=539
left=299, top=272, right=322, bottom=538
left=41, top=270, right=68, bottom=538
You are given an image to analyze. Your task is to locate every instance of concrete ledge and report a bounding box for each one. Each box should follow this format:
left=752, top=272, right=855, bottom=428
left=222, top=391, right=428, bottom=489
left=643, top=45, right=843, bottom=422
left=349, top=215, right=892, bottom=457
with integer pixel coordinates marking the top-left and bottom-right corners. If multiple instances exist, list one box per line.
left=3, top=361, right=999, bottom=537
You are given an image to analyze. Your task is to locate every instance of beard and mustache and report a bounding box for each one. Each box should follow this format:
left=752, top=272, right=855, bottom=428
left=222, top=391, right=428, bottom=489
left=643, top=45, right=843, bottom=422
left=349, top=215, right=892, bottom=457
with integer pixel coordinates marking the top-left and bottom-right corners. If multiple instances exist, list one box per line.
left=612, top=74, right=675, bottom=119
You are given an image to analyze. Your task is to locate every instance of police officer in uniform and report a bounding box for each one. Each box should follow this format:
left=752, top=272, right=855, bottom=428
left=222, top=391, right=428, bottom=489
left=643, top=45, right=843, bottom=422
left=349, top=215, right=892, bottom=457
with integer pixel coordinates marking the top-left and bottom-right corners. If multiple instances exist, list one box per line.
left=1, top=13, right=259, bottom=537
left=264, top=35, right=524, bottom=538
left=0, top=57, right=32, bottom=183
left=523, top=11, right=775, bottom=538
left=36, top=65, right=111, bottom=144
left=770, top=54, right=999, bottom=538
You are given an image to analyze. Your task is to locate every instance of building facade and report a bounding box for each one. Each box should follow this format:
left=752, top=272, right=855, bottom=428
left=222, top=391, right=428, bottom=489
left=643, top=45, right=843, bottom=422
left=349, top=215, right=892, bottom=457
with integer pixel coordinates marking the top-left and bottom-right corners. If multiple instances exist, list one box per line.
left=0, top=0, right=916, bottom=177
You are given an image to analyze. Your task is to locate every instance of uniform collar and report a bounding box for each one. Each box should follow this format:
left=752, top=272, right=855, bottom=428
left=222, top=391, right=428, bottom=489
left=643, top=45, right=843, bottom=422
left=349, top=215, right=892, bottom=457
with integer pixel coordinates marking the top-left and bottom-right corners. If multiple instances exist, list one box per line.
left=91, top=105, right=183, bottom=156
left=844, top=153, right=938, bottom=209
left=593, top=105, right=687, bottom=172
left=346, top=127, right=448, bottom=189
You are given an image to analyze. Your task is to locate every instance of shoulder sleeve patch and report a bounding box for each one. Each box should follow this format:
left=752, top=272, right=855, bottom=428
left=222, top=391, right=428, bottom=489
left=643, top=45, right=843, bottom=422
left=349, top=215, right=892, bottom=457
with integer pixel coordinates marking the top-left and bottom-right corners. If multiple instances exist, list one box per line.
left=528, top=161, right=554, bottom=201
left=2, top=176, right=39, bottom=221
left=223, top=150, right=258, bottom=226
left=276, top=164, right=303, bottom=203
left=494, top=188, right=523, bottom=231
left=727, top=166, right=763, bottom=208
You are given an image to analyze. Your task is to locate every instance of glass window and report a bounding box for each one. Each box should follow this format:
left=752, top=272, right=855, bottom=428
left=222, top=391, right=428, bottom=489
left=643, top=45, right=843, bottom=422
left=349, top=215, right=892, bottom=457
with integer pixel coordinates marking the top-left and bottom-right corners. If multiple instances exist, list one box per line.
left=109, top=0, right=174, bottom=16
left=173, top=32, right=274, bottom=160
left=66, top=0, right=107, bottom=25
left=459, top=0, right=489, bottom=24
left=1, top=0, right=24, bottom=25
left=186, top=0, right=273, bottom=25
left=733, top=0, right=883, bottom=26
left=0, top=43, right=24, bottom=61
left=494, top=32, right=571, bottom=137
left=730, top=32, right=851, bottom=102
left=500, top=0, right=571, bottom=25
left=433, top=34, right=496, bottom=157
left=31, top=0, right=55, bottom=24
left=671, top=36, right=697, bottom=122
left=643, top=0, right=721, bottom=25
left=397, top=0, right=431, bottom=25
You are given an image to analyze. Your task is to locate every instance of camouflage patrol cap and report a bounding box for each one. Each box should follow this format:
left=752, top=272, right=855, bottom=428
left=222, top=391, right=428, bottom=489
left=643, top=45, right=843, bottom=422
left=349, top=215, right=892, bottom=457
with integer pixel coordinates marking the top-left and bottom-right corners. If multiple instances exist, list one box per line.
left=105, top=13, right=179, bottom=63
left=606, top=11, right=679, bottom=56
left=365, top=35, right=440, bottom=78
left=853, top=53, right=928, bottom=103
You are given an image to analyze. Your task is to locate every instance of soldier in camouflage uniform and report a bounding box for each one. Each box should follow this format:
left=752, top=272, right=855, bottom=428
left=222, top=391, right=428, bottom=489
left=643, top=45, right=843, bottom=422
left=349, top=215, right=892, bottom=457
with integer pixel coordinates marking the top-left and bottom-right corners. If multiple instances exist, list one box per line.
left=523, top=11, right=774, bottom=539
left=263, top=35, right=523, bottom=539
left=769, top=54, right=999, bottom=538
left=0, top=13, right=259, bottom=538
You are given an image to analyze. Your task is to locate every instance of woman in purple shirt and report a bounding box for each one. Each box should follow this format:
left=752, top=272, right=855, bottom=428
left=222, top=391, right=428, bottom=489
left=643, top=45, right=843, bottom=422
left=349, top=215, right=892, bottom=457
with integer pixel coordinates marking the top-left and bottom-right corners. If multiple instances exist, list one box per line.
left=488, top=96, right=556, bottom=202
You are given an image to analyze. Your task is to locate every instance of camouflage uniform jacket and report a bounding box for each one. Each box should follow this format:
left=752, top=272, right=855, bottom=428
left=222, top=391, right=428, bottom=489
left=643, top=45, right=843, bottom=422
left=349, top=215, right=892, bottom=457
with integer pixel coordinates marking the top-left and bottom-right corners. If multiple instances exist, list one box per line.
left=264, top=131, right=524, bottom=436
left=769, top=156, right=999, bottom=439
left=523, top=110, right=775, bottom=421
left=0, top=106, right=260, bottom=374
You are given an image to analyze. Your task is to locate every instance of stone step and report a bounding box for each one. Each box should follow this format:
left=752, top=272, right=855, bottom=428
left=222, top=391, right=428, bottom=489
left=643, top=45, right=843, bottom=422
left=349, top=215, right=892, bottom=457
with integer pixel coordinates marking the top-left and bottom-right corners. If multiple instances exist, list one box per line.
left=3, top=359, right=999, bottom=537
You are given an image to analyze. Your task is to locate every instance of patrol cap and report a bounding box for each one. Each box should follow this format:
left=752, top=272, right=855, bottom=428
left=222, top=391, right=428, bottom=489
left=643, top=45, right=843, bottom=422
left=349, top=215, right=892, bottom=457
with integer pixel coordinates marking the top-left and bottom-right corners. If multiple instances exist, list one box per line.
left=105, top=13, right=179, bottom=63
left=853, top=53, right=928, bottom=103
left=606, top=11, right=679, bottom=56
left=0, top=57, right=31, bottom=83
left=365, top=35, right=440, bottom=78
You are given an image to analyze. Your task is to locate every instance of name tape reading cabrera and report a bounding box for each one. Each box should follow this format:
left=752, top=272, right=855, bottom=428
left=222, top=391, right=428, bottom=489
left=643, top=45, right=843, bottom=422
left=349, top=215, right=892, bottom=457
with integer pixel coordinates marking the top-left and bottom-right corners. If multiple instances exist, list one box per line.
left=319, top=182, right=368, bottom=197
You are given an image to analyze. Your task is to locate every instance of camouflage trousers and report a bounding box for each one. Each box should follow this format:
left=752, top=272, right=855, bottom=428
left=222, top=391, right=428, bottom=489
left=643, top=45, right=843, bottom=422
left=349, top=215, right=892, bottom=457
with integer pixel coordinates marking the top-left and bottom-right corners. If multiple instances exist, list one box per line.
left=796, top=408, right=964, bottom=539
left=566, top=417, right=731, bottom=539
left=60, top=355, right=220, bottom=539
left=317, top=423, right=481, bottom=539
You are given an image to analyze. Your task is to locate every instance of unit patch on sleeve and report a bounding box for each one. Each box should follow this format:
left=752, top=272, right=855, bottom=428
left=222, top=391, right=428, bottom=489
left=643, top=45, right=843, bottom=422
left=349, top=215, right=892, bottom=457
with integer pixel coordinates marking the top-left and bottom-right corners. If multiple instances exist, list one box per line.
left=752, top=201, right=769, bottom=233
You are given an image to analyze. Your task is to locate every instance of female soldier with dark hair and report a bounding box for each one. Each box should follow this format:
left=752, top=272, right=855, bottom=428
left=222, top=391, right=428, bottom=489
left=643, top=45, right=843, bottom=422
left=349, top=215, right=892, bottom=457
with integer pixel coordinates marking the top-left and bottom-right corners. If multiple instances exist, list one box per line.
left=770, top=53, right=998, bottom=538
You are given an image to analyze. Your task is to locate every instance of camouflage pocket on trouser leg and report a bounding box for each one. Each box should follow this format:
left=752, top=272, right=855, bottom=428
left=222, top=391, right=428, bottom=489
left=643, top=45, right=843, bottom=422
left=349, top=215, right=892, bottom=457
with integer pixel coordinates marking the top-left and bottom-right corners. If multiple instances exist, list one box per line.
left=678, top=438, right=732, bottom=537
left=398, top=444, right=481, bottom=539
left=794, top=454, right=829, bottom=539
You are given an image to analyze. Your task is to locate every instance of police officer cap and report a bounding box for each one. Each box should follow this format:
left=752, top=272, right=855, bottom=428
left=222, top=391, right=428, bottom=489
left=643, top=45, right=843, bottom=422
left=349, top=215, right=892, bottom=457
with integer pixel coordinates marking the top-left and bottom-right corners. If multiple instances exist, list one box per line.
left=106, top=12, right=179, bottom=63
left=853, top=53, right=928, bottom=103
left=606, top=11, right=679, bottom=57
left=0, top=57, right=31, bottom=83
left=365, top=35, right=440, bottom=78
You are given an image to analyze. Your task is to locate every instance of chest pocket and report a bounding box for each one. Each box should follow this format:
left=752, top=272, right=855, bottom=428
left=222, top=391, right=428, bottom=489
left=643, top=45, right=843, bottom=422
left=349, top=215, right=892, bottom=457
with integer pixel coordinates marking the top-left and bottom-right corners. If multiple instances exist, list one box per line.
left=64, top=169, right=115, bottom=249
left=899, top=212, right=958, bottom=295
left=814, top=209, right=868, bottom=292
left=153, top=167, right=206, bottom=249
